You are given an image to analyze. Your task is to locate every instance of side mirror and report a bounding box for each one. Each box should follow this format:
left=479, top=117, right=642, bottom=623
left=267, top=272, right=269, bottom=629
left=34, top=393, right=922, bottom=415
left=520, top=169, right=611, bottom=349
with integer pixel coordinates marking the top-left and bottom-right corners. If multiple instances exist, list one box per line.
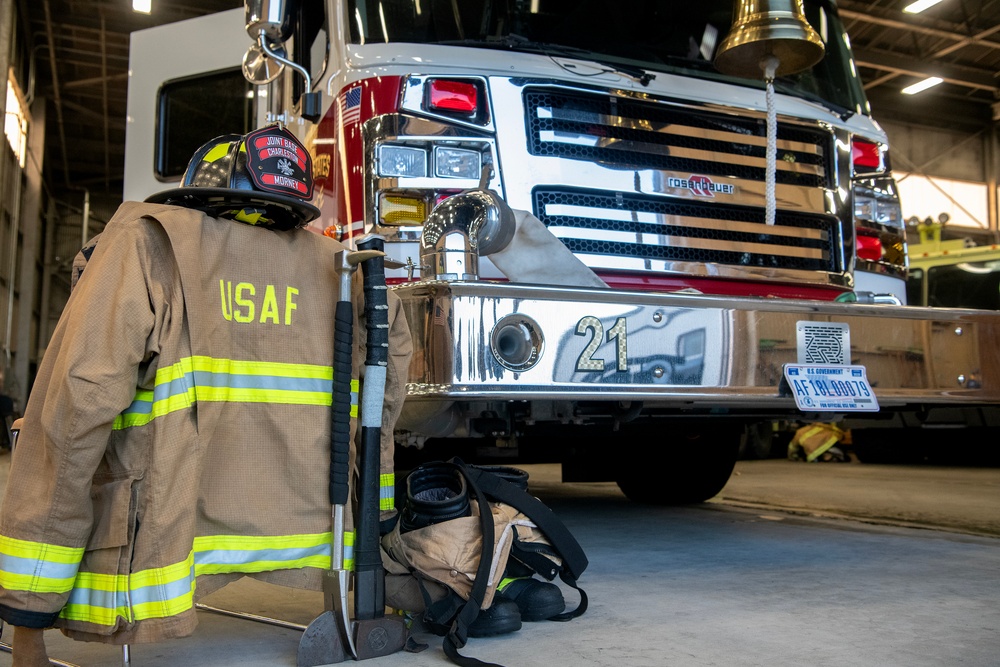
left=243, top=0, right=320, bottom=121
left=243, top=42, right=286, bottom=85
left=245, top=0, right=295, bottom=43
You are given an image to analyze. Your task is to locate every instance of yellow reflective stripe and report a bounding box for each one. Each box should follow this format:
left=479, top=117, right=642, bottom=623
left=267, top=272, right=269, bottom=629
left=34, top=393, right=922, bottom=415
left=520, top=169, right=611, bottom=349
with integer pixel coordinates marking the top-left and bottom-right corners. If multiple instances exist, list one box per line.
left=806, top=435, right=842, bottom=462
left=114, top=390, right=194, bottom=430
left=182, top=356, right=333, bottom=380
left=61, top=552, right=197, bottom=625
left=0, top=535, right=84, bottom=563
left=192, top=532, right=332, bottom=576
left=52, top=531, right=362, bottom=628
left=193, top=533, right=331, bottom=551
left=129, top=389, right=155, bottom=403
left=800, top=425, right=844, bottom=462
left=379, top=473, right=395, bottom=511
left=497, top=576, right=523, bottom=591
left=60, top=570, right=133, bottom=625
left=193, top=386, right=330, bottom=405
left=71, top=570, right=119, bottom=592
left=0, top=535, right=84, bottom=594
left=114, top=356, right=338, bottom=430
left=343, top=530, right=355, bottom=571
left=195, top=557, right=329, bottom=575
left=132, top=592, right=194, bottom=621
left=60, top=602, right=131, bottom=625
left=0, top=572, right=77, bottom=593
left=351, top=378, right=360, bottom=418
left=129, top=553, right=195, bottom=590
left=57, top=529, right=354, bottom=628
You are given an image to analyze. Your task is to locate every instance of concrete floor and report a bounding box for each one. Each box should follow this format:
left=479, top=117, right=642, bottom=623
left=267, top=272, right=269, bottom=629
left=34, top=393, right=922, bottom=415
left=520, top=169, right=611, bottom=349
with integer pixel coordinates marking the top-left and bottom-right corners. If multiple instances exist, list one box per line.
left=1, top=454, right=999, bottom=667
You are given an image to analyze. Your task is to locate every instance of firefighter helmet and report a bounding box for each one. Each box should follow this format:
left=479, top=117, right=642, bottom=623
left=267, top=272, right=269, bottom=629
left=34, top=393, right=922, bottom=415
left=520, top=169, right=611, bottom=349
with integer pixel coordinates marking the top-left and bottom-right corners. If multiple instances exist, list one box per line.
left=146, top=125, right=320, bottom=230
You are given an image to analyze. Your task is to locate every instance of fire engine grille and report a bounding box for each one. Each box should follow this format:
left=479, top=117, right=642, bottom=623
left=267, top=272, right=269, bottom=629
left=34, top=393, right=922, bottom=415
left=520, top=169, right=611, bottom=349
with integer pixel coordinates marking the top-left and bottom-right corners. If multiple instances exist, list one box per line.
left=534, top=189, right=842, bottom=273
left=524, top=89, right=832, bottom=189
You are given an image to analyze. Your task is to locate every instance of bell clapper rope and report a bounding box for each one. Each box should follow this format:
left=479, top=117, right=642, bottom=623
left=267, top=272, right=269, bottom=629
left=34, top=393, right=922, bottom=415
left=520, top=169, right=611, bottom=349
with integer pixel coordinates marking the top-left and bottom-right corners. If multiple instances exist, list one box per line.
left=761, top=55, right=780, bottom=226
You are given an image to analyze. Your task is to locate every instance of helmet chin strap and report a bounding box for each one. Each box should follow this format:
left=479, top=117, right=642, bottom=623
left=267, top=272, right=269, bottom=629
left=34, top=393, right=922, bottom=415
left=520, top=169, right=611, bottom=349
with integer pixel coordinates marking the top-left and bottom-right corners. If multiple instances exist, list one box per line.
left=220, top=205, right=299, bottom=231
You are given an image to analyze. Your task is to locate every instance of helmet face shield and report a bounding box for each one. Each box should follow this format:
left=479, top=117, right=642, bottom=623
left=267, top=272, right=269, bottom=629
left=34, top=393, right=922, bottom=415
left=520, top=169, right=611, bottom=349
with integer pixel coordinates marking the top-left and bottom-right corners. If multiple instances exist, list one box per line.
left=146, top=126, right=320, bottom=230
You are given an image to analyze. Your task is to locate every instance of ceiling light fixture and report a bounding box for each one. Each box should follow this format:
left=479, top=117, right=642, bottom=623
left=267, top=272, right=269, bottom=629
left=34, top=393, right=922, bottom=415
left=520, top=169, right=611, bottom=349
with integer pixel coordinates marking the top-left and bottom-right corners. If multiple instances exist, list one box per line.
left=901, top=76, right=943, bottom=95
left=902, top=0, right=945, bottom=14
left=133, top=0, right=151, bottom=13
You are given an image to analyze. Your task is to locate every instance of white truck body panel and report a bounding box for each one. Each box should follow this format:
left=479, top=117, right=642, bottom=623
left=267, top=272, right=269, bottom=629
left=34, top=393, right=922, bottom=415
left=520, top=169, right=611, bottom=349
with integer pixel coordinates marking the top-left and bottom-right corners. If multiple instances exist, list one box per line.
left=124, top=8, right=248, bottom=203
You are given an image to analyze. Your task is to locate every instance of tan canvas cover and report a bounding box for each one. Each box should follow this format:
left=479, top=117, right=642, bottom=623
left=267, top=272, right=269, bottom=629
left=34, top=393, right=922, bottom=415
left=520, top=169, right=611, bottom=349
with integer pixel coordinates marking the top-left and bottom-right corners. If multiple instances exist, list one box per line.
left=382, top=502, right=559, bottom=612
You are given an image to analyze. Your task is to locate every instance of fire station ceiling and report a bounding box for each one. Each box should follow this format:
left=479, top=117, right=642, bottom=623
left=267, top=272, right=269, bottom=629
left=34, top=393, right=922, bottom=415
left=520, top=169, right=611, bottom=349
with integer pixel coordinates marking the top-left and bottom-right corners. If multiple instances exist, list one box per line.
left=20, top=0, right=1000, bottom=207
left=21, top=0, right=242, bottom=209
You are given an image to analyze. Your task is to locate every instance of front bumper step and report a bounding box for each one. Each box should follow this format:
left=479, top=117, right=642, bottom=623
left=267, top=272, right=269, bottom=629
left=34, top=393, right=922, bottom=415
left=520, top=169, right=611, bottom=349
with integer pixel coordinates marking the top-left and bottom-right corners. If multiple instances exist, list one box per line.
left=394, top=281, right=1000, bottom=411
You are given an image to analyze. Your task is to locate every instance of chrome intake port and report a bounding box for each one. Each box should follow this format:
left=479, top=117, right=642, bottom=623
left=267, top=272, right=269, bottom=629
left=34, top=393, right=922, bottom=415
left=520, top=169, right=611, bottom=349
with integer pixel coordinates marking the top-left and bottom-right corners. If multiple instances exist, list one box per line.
left=490, top=315, right=543, bottom=372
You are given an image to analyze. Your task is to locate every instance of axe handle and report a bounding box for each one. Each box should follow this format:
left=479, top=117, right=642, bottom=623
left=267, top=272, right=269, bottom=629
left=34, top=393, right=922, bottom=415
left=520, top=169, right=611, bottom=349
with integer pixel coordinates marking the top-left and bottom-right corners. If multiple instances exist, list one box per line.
left=330, top=300, right=353, bottom=508
left=354, top=235, right=389, bottom=621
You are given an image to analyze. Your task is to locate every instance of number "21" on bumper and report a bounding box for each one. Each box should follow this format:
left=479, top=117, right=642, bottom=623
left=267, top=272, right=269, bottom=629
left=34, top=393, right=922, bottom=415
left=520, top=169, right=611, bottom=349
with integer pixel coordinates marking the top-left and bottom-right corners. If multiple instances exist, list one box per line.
left=575, top=316, right=628, bottom=372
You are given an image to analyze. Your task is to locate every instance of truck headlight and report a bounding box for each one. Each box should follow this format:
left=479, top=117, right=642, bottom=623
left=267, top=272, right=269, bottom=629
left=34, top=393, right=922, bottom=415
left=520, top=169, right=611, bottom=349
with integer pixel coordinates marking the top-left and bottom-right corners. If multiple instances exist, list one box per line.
left=378, top=145, right=427, bottom=178
left=434, top=146, right=481, bottom=179
left=853, top=178, right=902, bottom=229
left=853, top=176, right=907, bottom=276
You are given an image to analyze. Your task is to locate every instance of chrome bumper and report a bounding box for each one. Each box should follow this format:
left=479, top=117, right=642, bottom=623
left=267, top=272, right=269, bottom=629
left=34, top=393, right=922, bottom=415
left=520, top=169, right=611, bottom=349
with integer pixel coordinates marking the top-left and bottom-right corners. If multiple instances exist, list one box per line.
left=394, top=281, right=1000, bottom=414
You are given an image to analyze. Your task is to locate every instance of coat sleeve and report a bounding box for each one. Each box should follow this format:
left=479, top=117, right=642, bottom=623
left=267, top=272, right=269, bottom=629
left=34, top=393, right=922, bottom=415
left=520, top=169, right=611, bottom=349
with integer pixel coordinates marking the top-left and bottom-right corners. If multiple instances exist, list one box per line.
left=0, top=213, right=161, bottom=628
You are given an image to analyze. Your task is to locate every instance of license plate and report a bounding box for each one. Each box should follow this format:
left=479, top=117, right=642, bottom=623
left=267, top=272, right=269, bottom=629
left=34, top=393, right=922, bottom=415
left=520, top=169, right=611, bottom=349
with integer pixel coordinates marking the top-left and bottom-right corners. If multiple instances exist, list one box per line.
left=783, top=364, right=880, bottom=412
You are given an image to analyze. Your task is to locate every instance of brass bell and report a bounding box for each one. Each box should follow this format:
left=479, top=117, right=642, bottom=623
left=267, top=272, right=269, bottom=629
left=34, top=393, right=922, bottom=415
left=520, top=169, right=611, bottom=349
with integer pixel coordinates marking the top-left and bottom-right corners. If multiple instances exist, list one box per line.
left=714, top=0, right=825, bottom=80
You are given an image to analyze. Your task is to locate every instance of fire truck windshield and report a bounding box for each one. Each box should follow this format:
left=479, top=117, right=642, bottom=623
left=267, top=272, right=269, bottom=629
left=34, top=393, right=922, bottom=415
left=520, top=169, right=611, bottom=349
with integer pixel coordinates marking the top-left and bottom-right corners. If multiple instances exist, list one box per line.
left=347, top=0, right=869, bottom=116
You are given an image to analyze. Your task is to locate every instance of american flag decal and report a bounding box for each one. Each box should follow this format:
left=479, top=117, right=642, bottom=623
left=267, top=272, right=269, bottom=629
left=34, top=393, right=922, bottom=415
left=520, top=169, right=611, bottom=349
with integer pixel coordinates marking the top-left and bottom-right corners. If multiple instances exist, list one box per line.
left=341, top=86, right=362, bottom=125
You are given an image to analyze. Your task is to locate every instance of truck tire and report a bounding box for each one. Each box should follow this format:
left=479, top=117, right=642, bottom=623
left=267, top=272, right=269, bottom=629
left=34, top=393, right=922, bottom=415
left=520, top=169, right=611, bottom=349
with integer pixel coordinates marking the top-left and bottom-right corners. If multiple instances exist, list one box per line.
left=615, top=424, right=742, bottom=505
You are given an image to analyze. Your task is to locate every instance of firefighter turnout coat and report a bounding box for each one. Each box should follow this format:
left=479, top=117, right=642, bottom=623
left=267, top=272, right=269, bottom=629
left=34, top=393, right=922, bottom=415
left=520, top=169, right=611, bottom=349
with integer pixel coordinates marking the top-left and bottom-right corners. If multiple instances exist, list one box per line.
left=0, top=202, right=412, bottom=644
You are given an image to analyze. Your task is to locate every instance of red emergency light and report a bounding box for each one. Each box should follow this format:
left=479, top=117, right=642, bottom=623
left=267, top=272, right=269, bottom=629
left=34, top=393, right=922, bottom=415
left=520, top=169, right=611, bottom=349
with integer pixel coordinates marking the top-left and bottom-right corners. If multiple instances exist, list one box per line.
left=427, top=79, right=478, bottom=114
left=856, top=233, right=883, bottom=262
left=851, top=138, right=884, bottom=173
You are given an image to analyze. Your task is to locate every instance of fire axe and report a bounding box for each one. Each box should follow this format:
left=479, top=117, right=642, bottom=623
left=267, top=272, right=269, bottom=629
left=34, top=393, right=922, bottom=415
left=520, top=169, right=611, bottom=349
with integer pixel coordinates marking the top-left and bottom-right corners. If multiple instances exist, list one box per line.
left=298, top=237, right=406, bottom=665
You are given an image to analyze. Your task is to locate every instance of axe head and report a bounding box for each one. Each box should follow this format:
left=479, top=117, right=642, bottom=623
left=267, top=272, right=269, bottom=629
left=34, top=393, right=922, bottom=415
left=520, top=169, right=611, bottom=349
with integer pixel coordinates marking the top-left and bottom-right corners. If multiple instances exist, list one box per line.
left=353, top=615, right=409, bottom=660
left=297, top=611, right=348, bottom=666
left=346, top=248, right=405, bottom=269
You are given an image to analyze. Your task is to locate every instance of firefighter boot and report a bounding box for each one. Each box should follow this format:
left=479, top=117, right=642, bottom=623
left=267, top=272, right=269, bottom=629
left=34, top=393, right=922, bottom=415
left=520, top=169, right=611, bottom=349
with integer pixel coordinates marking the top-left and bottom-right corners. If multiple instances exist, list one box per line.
left=470, top=464, right=530, bottom=491
left=496, top=560, right=566, bottom=622
left=471, top=466, right=568, bottom=622
left=401, top=463, right=522, bottom=637
left=399, top=462, right=470, bottom=533
left=468, top=598, right=523, bottom=637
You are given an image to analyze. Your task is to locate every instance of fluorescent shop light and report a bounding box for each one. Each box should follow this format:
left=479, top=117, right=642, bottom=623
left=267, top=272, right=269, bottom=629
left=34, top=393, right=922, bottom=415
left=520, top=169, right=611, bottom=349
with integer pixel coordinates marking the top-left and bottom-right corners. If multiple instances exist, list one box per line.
left=902, top=0, right=945, bottom=14
left=901, top=77, right=943, bottom=95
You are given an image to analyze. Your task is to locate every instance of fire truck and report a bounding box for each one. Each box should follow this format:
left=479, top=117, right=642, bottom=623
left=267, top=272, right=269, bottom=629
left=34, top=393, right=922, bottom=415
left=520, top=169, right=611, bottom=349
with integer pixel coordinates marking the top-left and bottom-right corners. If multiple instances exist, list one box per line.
left=906, top=221, right=1000, bottom=311
left=124, top=0, right=1000, bottom=504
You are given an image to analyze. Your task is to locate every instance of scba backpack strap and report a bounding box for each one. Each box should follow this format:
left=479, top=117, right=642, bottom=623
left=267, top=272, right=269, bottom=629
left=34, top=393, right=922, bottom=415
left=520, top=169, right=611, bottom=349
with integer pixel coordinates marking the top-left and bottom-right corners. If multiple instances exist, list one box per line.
left=439, top=460, right=502, bottom=667
left=460, top=461, right=589, bottom=621
left=398, top=459, right=589, bottom=667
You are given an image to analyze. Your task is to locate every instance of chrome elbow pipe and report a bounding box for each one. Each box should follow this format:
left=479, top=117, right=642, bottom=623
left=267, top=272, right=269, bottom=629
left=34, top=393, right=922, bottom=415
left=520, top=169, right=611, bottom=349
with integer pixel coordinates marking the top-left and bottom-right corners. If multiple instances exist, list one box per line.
left=419, top=189, right=516, bottom=280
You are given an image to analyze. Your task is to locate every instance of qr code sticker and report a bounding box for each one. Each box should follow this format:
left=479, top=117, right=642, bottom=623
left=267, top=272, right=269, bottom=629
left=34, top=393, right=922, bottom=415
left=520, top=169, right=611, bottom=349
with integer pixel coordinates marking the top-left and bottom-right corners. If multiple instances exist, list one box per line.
left=796, top=322, right=849, bottom=364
